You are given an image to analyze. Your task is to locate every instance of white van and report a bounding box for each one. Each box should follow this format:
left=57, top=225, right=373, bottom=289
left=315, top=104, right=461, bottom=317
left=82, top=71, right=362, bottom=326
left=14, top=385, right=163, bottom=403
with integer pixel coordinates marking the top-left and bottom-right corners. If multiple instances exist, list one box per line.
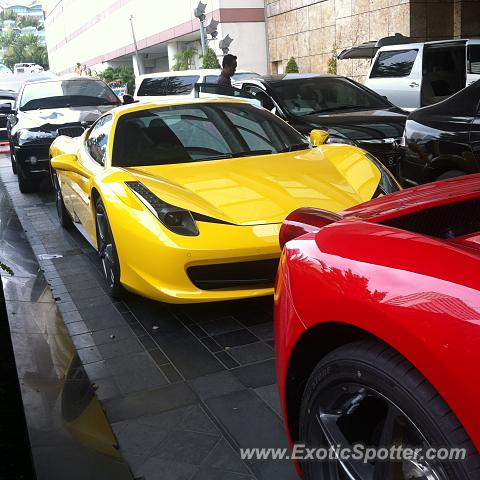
left=134, top=69, right=260, bottom=101
left=340, top=37, right=480, bottom=111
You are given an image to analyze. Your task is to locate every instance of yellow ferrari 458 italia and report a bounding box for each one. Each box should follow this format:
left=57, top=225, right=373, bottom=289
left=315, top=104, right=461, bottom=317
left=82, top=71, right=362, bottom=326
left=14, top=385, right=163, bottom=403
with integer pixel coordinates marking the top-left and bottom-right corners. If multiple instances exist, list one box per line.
left=49, top=98, right=399, bottom=303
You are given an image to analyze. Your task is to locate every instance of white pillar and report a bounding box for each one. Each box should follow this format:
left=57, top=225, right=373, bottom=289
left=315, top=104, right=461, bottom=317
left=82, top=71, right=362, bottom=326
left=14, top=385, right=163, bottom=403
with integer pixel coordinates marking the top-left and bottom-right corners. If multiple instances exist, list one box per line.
left=132, top=54, right=144, bottom=77
left=167, top=42, right=178, bottom=71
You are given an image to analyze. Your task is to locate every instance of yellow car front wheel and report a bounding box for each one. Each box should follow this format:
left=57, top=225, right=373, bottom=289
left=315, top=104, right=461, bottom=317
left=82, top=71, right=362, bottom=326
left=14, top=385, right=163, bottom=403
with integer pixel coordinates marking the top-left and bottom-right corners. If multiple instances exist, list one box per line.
left=95, top=198, right=123, bottom=298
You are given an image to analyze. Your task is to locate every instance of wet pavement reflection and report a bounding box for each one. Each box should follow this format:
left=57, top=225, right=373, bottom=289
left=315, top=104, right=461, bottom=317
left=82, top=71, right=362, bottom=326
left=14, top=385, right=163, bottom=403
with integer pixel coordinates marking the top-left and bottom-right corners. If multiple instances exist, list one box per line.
left=0, top=184, right=132, bottom=479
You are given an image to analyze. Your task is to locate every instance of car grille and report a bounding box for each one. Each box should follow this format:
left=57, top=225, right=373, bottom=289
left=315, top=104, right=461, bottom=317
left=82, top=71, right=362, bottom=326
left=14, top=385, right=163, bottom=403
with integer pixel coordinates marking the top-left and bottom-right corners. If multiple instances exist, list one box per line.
left=187, top=258, right=279, bottom=290
left=57, top=126, right=85, bottom=137
left=357, top=139, right=403, bottom=176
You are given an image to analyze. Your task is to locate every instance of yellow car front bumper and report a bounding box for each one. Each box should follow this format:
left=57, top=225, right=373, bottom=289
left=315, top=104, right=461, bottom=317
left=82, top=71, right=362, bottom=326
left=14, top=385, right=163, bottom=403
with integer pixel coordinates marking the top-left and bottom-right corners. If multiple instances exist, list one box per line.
left=113, top=216, right=281, bottom=303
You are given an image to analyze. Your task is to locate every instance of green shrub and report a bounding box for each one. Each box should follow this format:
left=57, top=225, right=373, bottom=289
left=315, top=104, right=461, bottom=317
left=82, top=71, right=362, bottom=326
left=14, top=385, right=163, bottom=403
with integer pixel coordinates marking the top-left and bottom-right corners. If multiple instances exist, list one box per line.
left=327, top=45, right=337, bottom=74
left=285, top=56, right=299, bottom=73
left=173, top=47, right=197, bottom=71
left=202, top=47, right=221, bottom=69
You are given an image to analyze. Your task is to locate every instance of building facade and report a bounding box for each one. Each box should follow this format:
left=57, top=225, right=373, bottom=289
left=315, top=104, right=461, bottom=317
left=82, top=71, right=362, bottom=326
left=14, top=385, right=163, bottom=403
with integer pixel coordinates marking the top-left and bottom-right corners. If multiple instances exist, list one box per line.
left=265, top=0, right=480, bottom=82
left=43, top=0, right=268, bottom=76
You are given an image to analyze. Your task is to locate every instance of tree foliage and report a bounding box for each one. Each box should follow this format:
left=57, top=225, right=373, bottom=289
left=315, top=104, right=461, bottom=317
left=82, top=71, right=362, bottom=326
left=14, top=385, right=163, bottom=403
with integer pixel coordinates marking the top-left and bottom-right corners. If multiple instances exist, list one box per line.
left=173, top=47, right=197, bottom=71
left=99, top=66, right=135, bottom=94
left=285, top=56, right=299, bottom=74
left=1, top=32, right=48, bottom=69
left=201, top=47, right=220, bottom=69
left=1, top=10, right=17, bottom=21
left=17, top=16, right=41, bottom=29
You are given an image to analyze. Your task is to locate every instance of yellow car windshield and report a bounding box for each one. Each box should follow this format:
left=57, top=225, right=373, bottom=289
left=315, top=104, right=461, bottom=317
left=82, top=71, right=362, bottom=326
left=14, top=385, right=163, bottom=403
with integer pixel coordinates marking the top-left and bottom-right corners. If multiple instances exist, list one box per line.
left=112, top=103, right=309, bottom=167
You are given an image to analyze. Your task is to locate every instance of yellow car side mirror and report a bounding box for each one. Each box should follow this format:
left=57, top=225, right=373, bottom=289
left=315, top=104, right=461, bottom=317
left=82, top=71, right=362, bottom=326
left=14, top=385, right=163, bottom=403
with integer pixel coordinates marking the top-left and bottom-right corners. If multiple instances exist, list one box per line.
left=51, top=154, right=89, bottom=178
left=310, top=129, right=329, bottom=146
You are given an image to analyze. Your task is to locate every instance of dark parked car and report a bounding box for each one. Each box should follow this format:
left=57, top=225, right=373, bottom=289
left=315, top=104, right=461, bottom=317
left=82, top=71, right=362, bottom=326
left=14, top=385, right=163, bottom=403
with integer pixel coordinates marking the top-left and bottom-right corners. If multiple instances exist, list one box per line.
left=233, top=74, right=407, bottom=176
left=0, top=90, right=16, bottom=141
left=8, top=77, right=122, bottom=192
left=401, top=80, right=480, bottom=186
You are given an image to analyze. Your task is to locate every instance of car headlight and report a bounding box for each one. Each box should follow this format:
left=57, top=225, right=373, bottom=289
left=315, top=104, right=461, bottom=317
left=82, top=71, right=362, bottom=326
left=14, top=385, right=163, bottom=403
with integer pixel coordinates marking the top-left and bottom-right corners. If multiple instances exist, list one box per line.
left=126, top=181, right=199, bottom=236
left=18, top=129, right=57, bottom=145
left=365, top=153, right=401, bottom=196
left=325, top=136, right=358, bottom=146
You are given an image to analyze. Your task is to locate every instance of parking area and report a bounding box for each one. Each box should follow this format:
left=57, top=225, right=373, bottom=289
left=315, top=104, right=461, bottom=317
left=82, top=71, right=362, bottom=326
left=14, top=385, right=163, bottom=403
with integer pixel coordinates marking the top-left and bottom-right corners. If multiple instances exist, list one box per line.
left=0, top=154, right=297, bottom=480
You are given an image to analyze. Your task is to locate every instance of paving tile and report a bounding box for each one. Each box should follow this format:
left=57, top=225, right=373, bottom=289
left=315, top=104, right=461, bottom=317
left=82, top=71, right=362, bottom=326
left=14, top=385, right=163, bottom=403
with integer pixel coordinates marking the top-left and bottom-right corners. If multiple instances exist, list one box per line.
left=153, top=328, right=224, bottom=380
left=213, top=329, right=259, bottom=348
left=83, top=360, right=109, bottom=381
left=249, top=459, right=298, bottom=480
left=232, top=360, right=277, bottom=388
left=200, top=316, right=244, bottom=336
left=104, top=352, right=168, bottom=394
left=254, top=384, right=282, bottom=417
left=148, top=348, right=169, bottom=367
left=151, top=430, right=219, bottom=465
left=201, top=438, right=253, bottom=475
left=103, top=382, right=198, bottom=423
left=205, top=389, right=290, bottom=450
left=189, top=371, right=245, bottom=401
left=178, top=404, right=221, bottom=436
left=92, top=326, right=135, bottom=344
left=192, top=467, right=254, bottom=480
left=160, top=363, right=183, bottom=383
left=138, top=334, right=158, bottom=351
left=94, top=377, right=122, bottom=401
left=77, top=346, right=103, bottom=364
left=247, top=322, right=274, bottom=341
left=111, top=420, right=169, bottom=457
left=215, top=351, right=239, bottom=369
left=134, top=405, right=196, bottom=430
left=133, top=457, right=197, bottom=480
left=227, top=342, right=274, bottom=365
left=199, top=336, right=223, bottom=353
left=98, top=336, right=144, bottom=360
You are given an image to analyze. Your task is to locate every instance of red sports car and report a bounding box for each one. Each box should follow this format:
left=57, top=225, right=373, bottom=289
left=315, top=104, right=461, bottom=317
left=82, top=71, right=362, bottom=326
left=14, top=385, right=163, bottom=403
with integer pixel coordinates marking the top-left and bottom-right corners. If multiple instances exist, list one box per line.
left=275, top=174, right=480, bottom=480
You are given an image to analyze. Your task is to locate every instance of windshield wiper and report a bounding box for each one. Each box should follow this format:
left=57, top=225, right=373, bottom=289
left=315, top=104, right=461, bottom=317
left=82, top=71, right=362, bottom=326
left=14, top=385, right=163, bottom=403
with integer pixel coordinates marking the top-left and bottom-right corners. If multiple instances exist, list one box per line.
left=231, top=149, right=273, bottom=158
left=302, top=105, right=376, bottom=115
left=278, top=143, right=310, bottom=153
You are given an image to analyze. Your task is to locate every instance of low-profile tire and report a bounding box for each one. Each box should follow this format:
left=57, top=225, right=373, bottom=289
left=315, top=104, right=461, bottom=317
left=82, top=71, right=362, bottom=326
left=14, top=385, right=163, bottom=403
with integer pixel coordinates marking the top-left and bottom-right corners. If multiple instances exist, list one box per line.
left=52, top=170, right=72, bottom=228
left=299, top=340, right=480, bottom=480
left=10, top=143, right=17, bottom=174
left=17, top=164, right=34, bottom=193
left=8, top=141, right=17, bottom=175
left=95, top=197, right=123, bottom=298
left=436, top=170, right=466, bottom=181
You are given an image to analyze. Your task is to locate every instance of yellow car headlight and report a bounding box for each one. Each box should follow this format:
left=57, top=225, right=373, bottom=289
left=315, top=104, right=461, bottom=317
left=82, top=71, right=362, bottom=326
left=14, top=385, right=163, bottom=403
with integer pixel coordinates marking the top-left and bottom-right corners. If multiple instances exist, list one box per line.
left=126, top=181, right=199, bottom=236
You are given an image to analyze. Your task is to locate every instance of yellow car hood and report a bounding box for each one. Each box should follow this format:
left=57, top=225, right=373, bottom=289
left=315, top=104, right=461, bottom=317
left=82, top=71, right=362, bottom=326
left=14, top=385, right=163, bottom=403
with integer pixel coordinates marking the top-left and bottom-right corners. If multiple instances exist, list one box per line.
left=123, top=146, right=380, bottom=226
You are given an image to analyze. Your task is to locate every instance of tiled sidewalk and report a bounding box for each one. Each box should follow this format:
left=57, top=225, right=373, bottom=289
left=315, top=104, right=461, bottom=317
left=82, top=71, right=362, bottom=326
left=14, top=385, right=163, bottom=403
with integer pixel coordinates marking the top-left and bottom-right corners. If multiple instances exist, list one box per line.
left=0, top=156, right=297, bottom=480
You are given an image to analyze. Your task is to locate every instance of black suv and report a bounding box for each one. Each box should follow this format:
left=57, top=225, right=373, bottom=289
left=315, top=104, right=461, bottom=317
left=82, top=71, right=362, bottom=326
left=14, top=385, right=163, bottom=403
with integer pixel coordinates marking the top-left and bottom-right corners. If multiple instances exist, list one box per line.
left=233, top=74, right=407, bottom=177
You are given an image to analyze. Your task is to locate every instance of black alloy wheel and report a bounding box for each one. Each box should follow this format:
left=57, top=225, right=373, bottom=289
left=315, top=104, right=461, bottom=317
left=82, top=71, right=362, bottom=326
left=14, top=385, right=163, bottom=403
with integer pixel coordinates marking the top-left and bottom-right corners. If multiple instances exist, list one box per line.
left=52, top=169, right=72, bottom=228
left=95, top=198, right=123, bottom=298
left=299, top=340, right=479, bottom=480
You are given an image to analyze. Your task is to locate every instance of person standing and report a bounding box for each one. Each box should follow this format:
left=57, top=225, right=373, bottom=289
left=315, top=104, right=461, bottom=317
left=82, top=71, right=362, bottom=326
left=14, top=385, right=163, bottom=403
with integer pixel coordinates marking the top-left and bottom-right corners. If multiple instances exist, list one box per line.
left=217, top=54, right=237, bottom=87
